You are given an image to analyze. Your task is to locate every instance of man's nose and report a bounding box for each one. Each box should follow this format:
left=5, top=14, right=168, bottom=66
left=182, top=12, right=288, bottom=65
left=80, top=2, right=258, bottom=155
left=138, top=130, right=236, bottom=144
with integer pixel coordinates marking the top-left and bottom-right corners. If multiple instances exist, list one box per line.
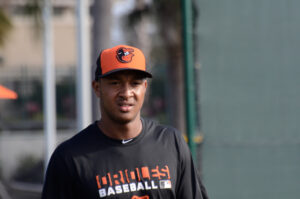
left=119, top=83, right=133, bottom=99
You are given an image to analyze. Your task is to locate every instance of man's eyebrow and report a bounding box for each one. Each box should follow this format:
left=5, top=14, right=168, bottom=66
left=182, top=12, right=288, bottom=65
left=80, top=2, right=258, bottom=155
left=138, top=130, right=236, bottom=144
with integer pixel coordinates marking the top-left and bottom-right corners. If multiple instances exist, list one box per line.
left=133, top=74, right=147, bottom=79
left=133, top=76, right=145, bottom=80
left=104, top=75, right=120, bottom=80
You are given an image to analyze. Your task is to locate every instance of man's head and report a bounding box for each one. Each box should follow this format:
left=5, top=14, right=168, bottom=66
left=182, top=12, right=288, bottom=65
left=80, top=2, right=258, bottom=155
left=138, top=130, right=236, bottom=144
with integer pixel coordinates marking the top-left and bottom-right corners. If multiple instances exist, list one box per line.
left=92, top=45, right=152, bottom=124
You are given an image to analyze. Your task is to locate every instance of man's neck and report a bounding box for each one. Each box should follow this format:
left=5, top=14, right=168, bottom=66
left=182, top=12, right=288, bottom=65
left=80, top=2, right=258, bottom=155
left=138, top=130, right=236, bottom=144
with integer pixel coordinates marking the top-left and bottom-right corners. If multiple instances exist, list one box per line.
left=98, top=117, right=142, bottom=140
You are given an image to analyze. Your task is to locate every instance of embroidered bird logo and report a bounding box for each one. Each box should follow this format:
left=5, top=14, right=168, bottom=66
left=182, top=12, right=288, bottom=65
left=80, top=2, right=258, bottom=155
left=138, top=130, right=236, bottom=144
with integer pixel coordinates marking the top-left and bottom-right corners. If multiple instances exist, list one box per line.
left=116, top=47, right=135, bottom=63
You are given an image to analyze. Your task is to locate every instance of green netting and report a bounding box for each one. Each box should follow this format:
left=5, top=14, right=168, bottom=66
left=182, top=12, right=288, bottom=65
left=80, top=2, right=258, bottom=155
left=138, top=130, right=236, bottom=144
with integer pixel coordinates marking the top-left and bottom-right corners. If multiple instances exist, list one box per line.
left=196, top=0, right=300, bottom=198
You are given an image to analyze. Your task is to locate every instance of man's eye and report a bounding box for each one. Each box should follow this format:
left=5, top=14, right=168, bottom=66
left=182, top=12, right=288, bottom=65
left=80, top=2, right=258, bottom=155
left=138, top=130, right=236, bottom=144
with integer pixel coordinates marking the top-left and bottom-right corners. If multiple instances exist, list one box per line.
left=133, top=81, right=143, bottom=85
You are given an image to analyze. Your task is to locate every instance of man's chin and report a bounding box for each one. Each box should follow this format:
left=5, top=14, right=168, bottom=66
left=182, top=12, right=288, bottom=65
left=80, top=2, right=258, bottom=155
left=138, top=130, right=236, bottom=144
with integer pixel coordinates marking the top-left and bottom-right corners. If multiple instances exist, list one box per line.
left=112, top=114, right=139, bottom=124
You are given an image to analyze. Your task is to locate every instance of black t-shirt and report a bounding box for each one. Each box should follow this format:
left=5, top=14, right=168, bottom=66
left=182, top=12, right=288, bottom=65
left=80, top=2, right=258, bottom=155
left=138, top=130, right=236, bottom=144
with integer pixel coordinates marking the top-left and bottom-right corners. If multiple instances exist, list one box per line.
left=42, top=118, right=209, bottom=199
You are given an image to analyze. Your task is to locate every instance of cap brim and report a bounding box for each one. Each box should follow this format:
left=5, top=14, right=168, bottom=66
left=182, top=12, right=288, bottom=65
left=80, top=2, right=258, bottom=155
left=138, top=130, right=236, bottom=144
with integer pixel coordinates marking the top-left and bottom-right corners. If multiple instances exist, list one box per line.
left=99, top=68, right=152, bottom=78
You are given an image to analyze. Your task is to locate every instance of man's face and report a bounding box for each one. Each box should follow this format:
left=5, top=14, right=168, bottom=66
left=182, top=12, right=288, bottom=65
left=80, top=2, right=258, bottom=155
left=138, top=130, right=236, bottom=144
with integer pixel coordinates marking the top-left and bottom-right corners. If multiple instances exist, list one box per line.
left=93, top=70, right=148, bottom=124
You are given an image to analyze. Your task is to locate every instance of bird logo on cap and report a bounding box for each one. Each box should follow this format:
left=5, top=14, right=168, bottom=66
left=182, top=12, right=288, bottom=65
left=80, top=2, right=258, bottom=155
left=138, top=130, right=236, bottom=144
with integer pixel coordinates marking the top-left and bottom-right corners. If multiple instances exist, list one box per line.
left=116, top=47, right=135, bottom=63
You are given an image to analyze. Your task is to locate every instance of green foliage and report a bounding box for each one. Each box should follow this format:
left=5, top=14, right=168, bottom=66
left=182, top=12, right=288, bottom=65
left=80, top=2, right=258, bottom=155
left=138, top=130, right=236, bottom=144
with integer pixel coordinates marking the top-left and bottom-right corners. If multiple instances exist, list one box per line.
left=23, top=0, right=43, bottom=31
left=23, top=0, right=42, bottom=16
left=12, top=155, right=43, bottom=183
left=56, top=77, right=76, bottom=119
left=3, top=76, right=76, bottom=130
left=0, top=9, right=12, bottom=46
left=12, top=79, right=43, bottom=121
left=126, top=0, right=182, bottom=31
left=127, top=3, right=151, bottom=27
left=0, top=0, right=43, bottom=46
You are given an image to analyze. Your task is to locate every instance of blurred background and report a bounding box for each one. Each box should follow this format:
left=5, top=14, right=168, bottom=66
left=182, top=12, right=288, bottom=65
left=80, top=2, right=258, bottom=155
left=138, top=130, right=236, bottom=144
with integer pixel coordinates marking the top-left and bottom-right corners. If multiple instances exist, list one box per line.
left=0, top=0, right=299, bottom=199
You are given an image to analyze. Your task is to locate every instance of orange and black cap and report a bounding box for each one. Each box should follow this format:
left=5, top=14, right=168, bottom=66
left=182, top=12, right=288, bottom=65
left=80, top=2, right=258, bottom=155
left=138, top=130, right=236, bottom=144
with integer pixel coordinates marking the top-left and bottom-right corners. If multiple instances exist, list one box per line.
left=95, top=45, right=152, bottom=80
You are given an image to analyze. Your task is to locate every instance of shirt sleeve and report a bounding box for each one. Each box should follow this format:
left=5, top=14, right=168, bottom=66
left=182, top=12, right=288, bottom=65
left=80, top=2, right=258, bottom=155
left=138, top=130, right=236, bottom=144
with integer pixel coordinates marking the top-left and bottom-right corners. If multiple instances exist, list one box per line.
left=175, top=132, right=209, bottom=199
left=41, top=147, right=78, bottom=199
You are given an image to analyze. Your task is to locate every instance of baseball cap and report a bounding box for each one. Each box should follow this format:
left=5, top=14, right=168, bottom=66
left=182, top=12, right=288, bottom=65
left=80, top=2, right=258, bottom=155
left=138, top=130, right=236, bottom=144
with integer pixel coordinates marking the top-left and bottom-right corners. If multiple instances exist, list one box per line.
left=95, top=45, right=152, bottom=80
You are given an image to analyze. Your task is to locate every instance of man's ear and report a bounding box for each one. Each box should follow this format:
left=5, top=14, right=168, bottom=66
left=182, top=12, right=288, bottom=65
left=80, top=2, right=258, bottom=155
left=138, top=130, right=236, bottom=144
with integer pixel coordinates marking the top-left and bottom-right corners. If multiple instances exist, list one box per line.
left=144, top=79, right=148, bottom=90
left=92, top=80, right=101, bottom=98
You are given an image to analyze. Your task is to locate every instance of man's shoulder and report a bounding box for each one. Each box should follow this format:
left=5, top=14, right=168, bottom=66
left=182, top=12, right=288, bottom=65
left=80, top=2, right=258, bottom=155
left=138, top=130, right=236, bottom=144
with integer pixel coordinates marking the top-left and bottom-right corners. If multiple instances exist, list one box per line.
left=143, top=117, right=178, bottom=129
left=54, top=122, right=98, bottom=155
left=142, top=118, right=182, bottom=138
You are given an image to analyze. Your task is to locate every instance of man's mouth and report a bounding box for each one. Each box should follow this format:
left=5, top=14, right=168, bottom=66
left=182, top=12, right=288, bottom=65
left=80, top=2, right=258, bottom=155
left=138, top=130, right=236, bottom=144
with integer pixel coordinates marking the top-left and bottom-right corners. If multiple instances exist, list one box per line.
left=118, top=103, right=133, bottom=112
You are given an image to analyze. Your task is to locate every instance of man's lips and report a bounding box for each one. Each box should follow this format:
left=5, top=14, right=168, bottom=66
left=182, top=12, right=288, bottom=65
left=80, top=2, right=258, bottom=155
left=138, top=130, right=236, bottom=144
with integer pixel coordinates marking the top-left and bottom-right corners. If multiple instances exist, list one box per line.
left=118, top=103, right=133, bottom=112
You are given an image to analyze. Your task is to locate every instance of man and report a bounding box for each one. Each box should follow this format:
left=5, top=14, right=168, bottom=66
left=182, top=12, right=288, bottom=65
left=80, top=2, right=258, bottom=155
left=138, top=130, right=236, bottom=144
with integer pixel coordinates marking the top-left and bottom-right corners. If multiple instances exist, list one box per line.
left=42, top=45, right=209, bottom=199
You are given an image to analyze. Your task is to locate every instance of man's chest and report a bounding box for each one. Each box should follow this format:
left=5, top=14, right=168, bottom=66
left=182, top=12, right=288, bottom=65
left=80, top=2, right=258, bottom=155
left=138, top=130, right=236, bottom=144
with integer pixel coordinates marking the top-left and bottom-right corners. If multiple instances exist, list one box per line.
left=72, top=145, right=178, bottom=199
